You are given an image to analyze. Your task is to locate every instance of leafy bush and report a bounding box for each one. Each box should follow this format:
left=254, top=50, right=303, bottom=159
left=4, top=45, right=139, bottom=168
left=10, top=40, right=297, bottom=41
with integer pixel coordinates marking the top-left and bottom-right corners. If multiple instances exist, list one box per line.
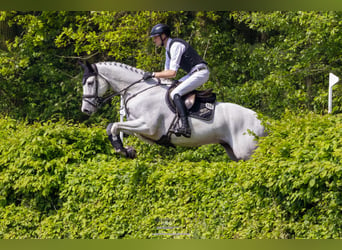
left=0, top=112, right=341, bottom=239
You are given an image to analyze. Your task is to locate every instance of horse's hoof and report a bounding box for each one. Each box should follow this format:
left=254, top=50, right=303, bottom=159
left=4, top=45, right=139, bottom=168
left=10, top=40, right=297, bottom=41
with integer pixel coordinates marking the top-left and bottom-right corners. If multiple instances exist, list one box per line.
left=116, top=149, right=128, bottom=157
left=126, top=146, right=137, bottom=159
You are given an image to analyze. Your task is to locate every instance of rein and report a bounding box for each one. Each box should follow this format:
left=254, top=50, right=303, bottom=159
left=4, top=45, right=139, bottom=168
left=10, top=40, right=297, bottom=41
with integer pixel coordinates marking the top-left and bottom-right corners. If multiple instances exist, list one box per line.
left=98, top=74, right=144, bottom=108
left=123, top=78, right=162, bottom=113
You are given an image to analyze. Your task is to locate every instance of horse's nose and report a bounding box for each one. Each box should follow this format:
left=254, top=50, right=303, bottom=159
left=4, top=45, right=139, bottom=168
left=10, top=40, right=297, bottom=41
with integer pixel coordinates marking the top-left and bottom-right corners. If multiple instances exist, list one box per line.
left=81, top=108, right=92, bottom=116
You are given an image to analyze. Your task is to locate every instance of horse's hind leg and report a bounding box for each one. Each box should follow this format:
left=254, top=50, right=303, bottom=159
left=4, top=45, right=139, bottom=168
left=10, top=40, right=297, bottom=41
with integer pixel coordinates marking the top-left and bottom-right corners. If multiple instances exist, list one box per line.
left=220, top=142, right=239, bottom=162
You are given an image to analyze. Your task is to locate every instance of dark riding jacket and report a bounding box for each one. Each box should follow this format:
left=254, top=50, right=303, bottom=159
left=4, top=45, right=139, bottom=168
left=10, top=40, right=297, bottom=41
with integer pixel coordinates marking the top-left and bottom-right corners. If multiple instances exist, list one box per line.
left=167, top=38, right=207, bottom=73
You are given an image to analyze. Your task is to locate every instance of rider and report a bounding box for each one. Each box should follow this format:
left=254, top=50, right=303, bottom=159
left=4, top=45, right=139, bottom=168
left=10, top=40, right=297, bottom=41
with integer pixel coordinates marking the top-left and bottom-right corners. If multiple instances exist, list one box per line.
left=143, top=23, right=210, bottom=138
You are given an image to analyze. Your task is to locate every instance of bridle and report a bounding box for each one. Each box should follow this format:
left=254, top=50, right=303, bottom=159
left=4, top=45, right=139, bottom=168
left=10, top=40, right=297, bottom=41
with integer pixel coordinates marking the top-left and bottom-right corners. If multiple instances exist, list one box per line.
left=82, top=72, right=120, bottom=109
left=82, top=64, right=160, bottom=110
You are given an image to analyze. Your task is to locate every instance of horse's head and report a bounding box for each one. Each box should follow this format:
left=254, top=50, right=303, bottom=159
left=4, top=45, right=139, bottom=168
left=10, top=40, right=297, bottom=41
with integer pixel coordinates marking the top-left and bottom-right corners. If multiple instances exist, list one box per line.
left=79, top=61, right=109, bottom=115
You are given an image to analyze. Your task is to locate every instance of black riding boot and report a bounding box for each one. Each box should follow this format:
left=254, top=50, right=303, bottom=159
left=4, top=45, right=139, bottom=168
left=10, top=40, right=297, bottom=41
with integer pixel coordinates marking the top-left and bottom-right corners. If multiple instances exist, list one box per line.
left=173, top=94, right=191, bottom=138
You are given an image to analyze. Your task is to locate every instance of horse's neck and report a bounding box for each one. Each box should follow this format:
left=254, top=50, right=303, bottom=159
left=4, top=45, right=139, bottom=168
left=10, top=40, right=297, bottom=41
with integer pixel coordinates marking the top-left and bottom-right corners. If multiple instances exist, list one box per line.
left=97, top=62, right=145, bottom=93
left=97, top=62, right=172, bottom=95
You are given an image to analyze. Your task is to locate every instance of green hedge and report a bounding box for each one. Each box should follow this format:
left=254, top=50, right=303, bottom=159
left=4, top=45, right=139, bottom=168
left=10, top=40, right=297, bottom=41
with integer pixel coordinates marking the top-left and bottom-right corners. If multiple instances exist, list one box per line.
left=0, top=112, right=341, bottom=239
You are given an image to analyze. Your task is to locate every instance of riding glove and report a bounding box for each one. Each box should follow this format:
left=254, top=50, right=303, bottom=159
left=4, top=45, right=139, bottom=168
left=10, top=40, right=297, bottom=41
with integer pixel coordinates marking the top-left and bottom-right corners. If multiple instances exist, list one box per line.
left=143, top=72, right=155, bottom=80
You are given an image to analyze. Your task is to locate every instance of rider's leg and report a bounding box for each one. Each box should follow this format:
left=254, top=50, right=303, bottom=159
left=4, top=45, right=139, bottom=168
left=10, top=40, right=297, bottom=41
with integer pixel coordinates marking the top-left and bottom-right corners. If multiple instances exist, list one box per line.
left=171, top=69, right=209, bottom=98
left=170, top=69, right=209, bottom=138
left=173, top=94, right=191, bottom=138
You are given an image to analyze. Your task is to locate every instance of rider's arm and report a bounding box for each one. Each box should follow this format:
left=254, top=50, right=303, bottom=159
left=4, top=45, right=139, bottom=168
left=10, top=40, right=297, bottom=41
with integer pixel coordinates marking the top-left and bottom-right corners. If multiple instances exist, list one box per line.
left=154, top=70, right=177, bottom=79
left=153, top=41, right=185, bottom=79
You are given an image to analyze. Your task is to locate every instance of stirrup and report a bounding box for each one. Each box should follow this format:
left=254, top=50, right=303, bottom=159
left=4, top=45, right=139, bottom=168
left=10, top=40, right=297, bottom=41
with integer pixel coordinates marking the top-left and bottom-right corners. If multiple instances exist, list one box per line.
left=171, top=127, right=191, bottom=138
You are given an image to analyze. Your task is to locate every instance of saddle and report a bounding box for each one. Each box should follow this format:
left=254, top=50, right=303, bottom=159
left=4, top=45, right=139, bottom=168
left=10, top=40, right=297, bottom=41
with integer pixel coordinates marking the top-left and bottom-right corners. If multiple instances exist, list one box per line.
left=166, top=81, right=217, bottom=121
left=154, top=82, right=217, bottom=147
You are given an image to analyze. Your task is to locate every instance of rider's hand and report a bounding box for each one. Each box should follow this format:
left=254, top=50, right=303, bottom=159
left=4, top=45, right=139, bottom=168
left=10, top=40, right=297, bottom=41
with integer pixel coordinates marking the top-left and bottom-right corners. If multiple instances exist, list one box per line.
left=143, top=72, right=155, bottom=80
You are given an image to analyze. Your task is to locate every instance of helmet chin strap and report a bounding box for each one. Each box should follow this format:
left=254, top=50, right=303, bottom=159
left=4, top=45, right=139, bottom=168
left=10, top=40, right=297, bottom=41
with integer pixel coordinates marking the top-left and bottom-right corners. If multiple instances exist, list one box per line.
left=160, top=35, right=167, bottom=47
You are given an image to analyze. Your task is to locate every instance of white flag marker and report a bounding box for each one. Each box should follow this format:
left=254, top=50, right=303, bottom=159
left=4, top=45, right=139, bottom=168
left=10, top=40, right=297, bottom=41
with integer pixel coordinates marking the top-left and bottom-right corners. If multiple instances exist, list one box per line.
left=328, top=73, right=340, bottom=113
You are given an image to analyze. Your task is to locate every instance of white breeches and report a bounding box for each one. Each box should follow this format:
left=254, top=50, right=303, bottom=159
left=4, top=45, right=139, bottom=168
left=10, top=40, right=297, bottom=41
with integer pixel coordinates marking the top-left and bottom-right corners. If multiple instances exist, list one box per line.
left=170, top=68, right=210, bottom=99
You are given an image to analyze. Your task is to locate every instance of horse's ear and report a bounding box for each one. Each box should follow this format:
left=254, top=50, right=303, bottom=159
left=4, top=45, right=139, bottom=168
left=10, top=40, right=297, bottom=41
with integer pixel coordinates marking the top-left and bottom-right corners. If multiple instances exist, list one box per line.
left=85, top=61, right=94, bottom=73
left=78, top=60, right=87, bottom=71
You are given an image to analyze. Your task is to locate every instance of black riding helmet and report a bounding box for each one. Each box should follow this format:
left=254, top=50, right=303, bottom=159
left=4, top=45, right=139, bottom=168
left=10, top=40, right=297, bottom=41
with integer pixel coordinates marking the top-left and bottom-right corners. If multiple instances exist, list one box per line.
left=150, top=23, right=171, bottom=37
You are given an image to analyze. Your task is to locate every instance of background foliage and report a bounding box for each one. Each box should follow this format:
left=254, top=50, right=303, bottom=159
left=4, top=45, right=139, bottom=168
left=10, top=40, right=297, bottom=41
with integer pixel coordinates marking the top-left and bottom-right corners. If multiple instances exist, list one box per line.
left=0, top=11, right=341, bottom=239
left=0, top=113, right=341, bottom=239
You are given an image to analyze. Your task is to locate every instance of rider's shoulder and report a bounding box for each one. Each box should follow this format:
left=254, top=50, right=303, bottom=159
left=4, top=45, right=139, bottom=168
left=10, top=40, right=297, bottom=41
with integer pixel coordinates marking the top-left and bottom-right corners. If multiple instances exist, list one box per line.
left=169, top=38, right=187, bottom=50
left=170, top=38, right=187, bottom=46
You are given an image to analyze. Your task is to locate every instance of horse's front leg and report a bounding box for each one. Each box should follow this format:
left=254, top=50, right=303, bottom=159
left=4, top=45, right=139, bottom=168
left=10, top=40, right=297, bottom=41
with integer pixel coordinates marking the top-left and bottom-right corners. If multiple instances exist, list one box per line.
left=106, top=123, right=137, bottom=159
left=106, top=119, right=154, bottom=158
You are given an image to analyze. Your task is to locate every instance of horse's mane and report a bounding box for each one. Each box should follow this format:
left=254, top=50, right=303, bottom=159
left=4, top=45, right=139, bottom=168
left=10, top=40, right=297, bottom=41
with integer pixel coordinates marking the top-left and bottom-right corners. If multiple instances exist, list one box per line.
left=96, top=61, right=174, bottom=85
left=97, top=61, right=145, bottom=76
